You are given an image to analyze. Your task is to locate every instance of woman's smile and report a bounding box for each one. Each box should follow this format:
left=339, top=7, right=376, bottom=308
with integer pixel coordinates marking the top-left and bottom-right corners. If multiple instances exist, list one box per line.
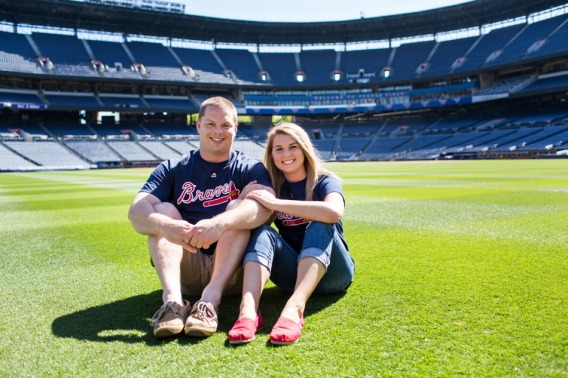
left=272, top=133, right=306, bottom=181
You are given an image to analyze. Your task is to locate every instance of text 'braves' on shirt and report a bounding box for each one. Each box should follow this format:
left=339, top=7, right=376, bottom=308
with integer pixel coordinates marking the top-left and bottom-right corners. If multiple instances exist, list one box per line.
left=177, top=180, right=240, bottom=207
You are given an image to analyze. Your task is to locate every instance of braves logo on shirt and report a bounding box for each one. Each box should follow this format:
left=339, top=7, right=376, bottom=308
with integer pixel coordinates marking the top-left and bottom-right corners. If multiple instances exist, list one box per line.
left=177, top=181, right=240, bottom=207
left=277, top=212, right=311, bottom=226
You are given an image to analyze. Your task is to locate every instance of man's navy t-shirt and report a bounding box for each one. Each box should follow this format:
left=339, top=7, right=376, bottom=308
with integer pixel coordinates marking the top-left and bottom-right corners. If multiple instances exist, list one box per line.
left=139, top=150, right=272, bottom=254
left=274, top=174, right=348, bottom=253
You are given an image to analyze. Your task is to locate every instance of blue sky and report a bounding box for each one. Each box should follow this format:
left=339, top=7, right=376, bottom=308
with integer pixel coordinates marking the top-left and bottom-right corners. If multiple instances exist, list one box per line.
left=161, top=0, right=473, bottom=22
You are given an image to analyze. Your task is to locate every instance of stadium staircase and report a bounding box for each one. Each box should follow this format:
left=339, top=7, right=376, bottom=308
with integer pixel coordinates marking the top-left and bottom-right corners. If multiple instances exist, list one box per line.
left=188, top=94, right=201, bottom=108
left=140, top=97, right=152, bottom=108
left=37, top=123, right=55, bottom=139
left=36, top=91, right=51, bottom=106
left=355, top=121, right=387, bottom=159
left=57, top=137, right=96, bottom=164
left=482, top=23, right=530, bottom=67
left=415, top=42, right=440, bottom=78
left=135, top=140, right=161, bottom=160
left=523, top=16, right=568, bottom=59
left=329, top=124, right=343, bottom=160
left=525, top=125, right=568, bottom=147
left=448, top=34, right=484, bottom=74
left=0, top=141, right=38, bottom=166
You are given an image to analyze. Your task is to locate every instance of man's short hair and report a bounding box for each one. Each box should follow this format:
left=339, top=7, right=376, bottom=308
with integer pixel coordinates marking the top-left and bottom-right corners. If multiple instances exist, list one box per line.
left=198, top=96, right=238, bottom=125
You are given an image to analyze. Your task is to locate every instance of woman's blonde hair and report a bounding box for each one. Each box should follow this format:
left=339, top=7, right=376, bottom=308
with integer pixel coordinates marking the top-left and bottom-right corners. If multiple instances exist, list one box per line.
left=264, top=122, right=339, bottom=201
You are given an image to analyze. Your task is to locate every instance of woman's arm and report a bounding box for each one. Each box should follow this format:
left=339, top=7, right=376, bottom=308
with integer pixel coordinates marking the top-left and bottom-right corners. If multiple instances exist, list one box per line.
left=246, top=190, right=344, bottom=224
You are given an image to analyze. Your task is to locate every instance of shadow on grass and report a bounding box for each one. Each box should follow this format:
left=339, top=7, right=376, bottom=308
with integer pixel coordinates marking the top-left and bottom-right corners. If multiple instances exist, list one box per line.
left=52, top=287, right=346, bottom=346
left=52, top=290, right=200, bottom=346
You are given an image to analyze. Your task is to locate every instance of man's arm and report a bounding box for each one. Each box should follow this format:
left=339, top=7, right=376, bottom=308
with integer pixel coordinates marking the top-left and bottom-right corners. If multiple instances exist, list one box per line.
left=128, top=192, right=195, bottom=250
left=184, top=188, right=275, bottom=250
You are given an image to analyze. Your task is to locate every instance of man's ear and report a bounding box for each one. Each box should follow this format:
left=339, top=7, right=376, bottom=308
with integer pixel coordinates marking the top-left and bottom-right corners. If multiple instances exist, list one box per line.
left=196, top=119, right=201, bottom=134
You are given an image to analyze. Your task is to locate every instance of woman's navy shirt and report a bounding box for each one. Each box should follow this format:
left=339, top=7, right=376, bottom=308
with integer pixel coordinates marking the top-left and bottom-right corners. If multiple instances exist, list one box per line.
left=274, top=174, right=348, bottom=253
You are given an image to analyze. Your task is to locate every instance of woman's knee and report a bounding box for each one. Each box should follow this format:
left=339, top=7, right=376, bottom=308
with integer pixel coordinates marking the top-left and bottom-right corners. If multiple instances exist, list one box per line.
left=244, top=225, right=279, bottom=271
left=250, top=224, right=278, bottom=241
left=305, top=221, right=333, bottom=237
left=246, top=225, right=279, bottom=255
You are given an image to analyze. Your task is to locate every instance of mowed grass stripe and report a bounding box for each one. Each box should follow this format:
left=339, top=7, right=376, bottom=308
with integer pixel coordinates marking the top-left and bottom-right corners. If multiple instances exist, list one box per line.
left=344, top=223, right=568, bottom=374
left=7, top=171, right=146, bottom=193
left=0, top=174, right=161, bottom=377
left=0, top=160, right=567, bottom=376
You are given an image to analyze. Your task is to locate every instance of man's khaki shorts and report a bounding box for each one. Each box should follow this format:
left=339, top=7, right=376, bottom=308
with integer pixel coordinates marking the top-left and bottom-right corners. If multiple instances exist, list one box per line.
left=179, top=249, right=243, bottom=296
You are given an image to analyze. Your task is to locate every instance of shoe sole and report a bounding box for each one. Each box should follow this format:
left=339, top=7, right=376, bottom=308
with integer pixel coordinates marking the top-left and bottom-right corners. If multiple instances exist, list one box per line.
left=154, top=327, right=183, bottom=338
left=270, top=339, right=299, bottom=345
left=228, top=336, right=254, bottom=345
left=184, top=327, right=216, bottom=337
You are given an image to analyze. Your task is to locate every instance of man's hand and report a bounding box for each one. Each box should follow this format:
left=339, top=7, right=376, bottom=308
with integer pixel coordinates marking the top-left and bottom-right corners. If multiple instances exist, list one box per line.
left=160, top=219, right=198, bottom=252
left=184, top=218, right=224, bottom=250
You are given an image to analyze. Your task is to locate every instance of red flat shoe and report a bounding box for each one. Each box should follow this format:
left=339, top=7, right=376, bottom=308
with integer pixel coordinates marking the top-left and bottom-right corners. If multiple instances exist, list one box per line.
left=228, top=312, right=264, bottom=345
left=269, top=316, right=304, bottom=345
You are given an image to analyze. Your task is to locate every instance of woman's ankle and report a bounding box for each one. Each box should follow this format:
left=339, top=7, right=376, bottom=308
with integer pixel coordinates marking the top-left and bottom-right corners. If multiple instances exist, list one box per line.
left=279, top=304, right=304, bottom=323
left=239, top=305, right=258, bottom=320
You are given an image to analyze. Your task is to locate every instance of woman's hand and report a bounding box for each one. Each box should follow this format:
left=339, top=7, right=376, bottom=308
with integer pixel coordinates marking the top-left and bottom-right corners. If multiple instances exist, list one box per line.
left=238, top=181, right=272, bottom=200
left=246, top=189, right=279, bottom=211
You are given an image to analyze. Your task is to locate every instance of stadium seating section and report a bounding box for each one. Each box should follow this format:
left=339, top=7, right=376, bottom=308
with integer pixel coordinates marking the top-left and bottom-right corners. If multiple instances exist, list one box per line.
left=1, top=104, right=567, bottom=171
left=1, top=11, right=568, bottom=171
left=0, top=13, right=567, bottom=87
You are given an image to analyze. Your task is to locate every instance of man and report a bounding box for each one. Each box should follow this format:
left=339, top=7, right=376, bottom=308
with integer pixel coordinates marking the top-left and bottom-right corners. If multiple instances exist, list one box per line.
left=128, top=97, right=273, bottom=338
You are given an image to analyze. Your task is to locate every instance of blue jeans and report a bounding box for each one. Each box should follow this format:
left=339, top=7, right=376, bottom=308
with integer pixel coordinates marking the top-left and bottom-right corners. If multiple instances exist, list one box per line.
left=243, top=222, right=355, bottom=294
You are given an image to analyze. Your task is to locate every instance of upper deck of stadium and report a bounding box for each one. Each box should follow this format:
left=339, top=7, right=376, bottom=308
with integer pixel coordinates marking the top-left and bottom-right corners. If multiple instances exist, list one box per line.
left=1, top=0, right=567, bottom=44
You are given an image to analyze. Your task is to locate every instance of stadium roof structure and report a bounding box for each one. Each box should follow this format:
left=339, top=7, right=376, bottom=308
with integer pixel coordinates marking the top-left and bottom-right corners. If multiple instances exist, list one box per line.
left=0, top=0, right=567, bottom=45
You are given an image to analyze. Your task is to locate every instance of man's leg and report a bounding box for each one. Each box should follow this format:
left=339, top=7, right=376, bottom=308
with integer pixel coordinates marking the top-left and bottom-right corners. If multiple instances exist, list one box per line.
left=201, top=199, right=250, bottom=306
left=201, top=229, right=249, bottom=306
left=148, top=202, right=191, bottom=338
left=149, top=202, right=185, bottom=305
left=185, top=200, right=249, bottom=336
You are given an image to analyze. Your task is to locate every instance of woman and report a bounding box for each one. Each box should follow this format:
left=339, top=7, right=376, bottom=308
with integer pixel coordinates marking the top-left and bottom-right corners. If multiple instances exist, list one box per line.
left=228, top=122, right=355, bottom=345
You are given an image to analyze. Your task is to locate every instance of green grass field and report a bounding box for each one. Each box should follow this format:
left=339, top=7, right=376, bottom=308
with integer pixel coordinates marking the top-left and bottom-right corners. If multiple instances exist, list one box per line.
left=1, top=160, right=567, bottom=376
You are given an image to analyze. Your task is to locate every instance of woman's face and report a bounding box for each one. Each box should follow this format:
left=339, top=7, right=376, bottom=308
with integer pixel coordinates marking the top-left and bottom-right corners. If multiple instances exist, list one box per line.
left=271, top=133, right=307, bottom=182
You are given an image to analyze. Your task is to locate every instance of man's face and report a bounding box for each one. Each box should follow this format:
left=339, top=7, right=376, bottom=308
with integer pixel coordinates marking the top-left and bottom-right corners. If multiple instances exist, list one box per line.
left=196, top=105, right=238, bottom=162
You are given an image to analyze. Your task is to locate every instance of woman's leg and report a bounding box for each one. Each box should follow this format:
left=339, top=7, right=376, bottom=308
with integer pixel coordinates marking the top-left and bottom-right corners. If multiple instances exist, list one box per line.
left=278, top=257, right=326, bottom=323
left=236, top=225, right=278, bottom=320
left=229, top=225, right=281, bottom=343
left=238, top=261, right=270, bottom=320
left=313, top=227, right=355, bottom=295
left=275, top=221, right=335, bottom=322
left=277, top=221, right=355, bottom=320
left=269, top=223, right=332, bottom=344
left=267, top=236, right=305, bottom=295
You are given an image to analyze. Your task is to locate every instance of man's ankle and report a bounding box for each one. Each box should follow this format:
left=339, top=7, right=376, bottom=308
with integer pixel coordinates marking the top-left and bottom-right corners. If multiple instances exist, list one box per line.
left=199, top=290, right=222, bottom=308
left=163, top=295, right=184, bottom=306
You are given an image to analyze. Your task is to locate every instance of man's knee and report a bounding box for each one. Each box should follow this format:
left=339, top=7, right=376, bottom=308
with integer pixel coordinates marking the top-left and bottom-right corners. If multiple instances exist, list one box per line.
left=154, top=202, right=182, bottom=220
left=219, top=228, right=250, bottom=248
